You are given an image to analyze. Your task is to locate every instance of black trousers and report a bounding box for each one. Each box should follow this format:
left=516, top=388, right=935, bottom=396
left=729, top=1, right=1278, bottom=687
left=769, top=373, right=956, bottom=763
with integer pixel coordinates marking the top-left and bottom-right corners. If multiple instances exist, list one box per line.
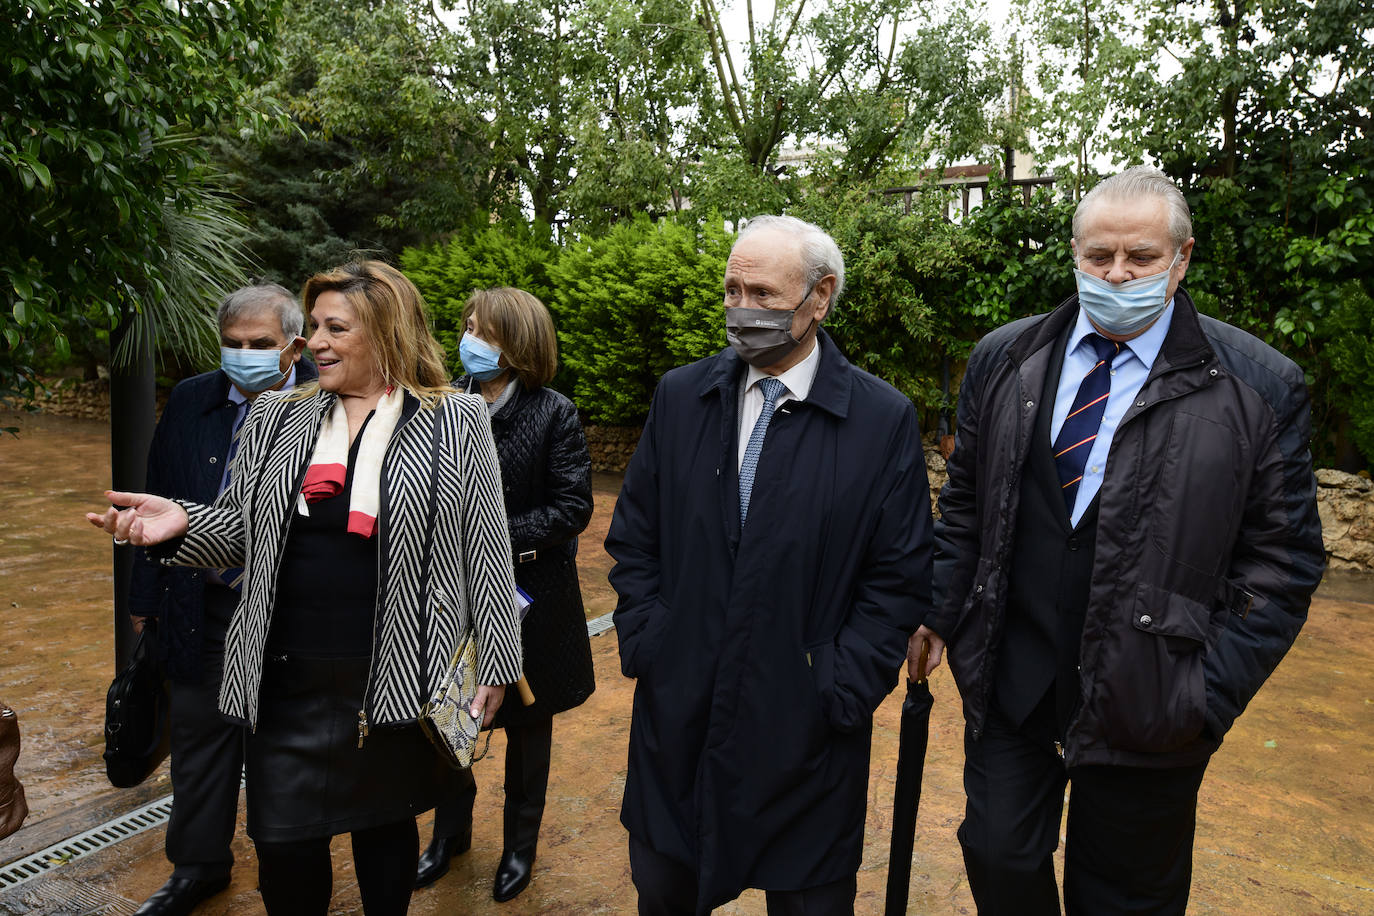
left=256, top=817, right=417, bottom=916
left=165, top=588, right=244, bottom=880
left=960, top=696, right=1210, bottom=915
left=628, top=834, right=857, bottom=916
left=433, top=717, right=553, bottom=852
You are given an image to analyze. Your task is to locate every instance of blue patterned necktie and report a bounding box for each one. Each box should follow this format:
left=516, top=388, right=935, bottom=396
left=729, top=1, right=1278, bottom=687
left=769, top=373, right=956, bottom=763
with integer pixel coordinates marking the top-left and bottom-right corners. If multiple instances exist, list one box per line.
left=1053, top=334, right=1123, bottom=513
left=739, top=377, right=786, bottom=525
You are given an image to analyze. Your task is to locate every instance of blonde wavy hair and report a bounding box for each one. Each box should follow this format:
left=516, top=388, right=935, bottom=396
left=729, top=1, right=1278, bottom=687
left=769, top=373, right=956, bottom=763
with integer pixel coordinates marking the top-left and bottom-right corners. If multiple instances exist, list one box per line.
left=294, top=260, right=453, bottom=406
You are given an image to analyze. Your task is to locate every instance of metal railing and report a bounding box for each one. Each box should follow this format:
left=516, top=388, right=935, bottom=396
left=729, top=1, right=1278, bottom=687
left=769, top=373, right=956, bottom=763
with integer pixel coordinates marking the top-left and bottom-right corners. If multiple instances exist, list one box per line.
left=882, top=176, right=1058, bottom=221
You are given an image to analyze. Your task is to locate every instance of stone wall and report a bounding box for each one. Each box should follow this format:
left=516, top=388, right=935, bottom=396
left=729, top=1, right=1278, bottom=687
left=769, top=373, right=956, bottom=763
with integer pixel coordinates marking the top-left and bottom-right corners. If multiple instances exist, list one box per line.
left=25, top=378, right=115, bottom=421
left=1317, top=469, right=1374, bottom=570
left=583, top=426, right=642, bottom=474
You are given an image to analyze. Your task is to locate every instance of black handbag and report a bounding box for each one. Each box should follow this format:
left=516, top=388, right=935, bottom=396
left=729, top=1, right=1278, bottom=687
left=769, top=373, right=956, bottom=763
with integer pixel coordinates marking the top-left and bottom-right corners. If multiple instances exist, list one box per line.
left=103, top=625, right=172, bottom=788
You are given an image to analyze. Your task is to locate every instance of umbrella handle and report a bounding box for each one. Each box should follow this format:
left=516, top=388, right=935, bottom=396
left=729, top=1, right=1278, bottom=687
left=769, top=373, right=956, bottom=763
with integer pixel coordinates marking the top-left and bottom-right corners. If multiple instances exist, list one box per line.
left=516, top=676, right=535, bottom=706
left=915, top=639, right=931, bottom=686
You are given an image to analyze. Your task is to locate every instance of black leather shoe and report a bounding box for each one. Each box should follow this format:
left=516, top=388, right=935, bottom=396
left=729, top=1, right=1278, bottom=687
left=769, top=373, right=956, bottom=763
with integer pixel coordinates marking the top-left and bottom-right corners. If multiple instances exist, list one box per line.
left=492, top=846, right=535, bottom=902
left=133, top=875, right=230, bottom=916
left=414, top=831, right=472, bottom=889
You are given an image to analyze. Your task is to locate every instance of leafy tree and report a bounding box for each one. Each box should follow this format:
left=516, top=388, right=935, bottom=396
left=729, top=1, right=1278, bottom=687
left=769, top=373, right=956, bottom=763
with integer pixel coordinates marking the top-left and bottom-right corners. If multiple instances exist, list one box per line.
left=205, top=0, right=502, bottom=285
left=1018, top=0, right=1372, bottom=465
left=791, top=182, right=1072, bottom=420
left=1, top=0, right=283, bottom=398
left=1015, top=0, right=1153, bottom=195
left=559, top=0, right=713, bottom=230
left=438, top=0, right=707, bottom=229
left=1322, top=281, right=1374, bottom=468
left=691, top=0, right=1003, bottom=217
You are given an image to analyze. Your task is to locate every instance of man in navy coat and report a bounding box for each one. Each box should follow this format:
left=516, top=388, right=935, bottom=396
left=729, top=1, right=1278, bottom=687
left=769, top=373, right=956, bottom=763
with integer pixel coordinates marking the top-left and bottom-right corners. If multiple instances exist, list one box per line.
left=128, top=283, right=310, bottom=916
left=605, top=215, right=934, bottom=915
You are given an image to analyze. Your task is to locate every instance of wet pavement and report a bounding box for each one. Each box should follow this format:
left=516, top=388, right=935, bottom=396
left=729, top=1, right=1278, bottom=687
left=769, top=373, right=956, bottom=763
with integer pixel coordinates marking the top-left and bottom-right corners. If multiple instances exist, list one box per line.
left=1, top=409, right=1372, bottom=914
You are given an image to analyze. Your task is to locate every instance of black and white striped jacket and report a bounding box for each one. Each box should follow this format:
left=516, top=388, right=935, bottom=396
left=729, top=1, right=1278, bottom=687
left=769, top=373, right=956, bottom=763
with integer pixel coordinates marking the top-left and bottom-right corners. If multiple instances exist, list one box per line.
left=162, top=386, right=523, bottom=730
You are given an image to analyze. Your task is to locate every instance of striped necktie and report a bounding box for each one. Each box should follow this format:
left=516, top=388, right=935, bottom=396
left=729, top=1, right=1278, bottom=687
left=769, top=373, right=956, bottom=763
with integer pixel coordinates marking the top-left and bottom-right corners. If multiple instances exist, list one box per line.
left=739, top=377, right=785, bottom=525
left=1053, top=334, right=1122, bottom=513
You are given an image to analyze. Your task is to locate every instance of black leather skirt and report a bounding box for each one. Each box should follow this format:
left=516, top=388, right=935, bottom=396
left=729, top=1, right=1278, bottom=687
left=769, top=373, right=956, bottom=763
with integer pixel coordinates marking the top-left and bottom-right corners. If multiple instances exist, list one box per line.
left=244, top=654, right=463, bottom=843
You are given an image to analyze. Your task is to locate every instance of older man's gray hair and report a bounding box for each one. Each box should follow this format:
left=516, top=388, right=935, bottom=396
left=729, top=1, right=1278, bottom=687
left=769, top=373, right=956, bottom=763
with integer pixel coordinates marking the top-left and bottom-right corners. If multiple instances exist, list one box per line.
left=1073, top=166, right=1193, bottom=251
left=216, top=283, right=303, bottom=339
left=736, top=215, right=847, bottom=307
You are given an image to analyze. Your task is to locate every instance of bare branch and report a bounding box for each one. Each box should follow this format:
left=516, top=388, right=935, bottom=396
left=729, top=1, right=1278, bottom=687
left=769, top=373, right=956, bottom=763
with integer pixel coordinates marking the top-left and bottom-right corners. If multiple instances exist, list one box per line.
left=780, top=0, right=808, bottom=50
left=702, top=0, right=751, bottom=125
left=878, top=13, right=899, bottom=91
left=699, top=0, right=747, bottom=144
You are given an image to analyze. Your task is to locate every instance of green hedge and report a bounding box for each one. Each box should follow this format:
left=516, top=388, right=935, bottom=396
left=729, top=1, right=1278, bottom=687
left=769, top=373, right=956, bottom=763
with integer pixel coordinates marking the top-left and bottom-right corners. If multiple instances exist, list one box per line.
left=404, top=215, right=729, bottom=424
left=400, top=190, right=1369, bottom=469
left=400, top=222, right=557, bottom=363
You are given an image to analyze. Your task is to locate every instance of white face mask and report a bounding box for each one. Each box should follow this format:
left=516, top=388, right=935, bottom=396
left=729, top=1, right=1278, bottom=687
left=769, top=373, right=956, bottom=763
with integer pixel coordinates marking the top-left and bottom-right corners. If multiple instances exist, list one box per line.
left=1073, top=253, right=1180, bottom=336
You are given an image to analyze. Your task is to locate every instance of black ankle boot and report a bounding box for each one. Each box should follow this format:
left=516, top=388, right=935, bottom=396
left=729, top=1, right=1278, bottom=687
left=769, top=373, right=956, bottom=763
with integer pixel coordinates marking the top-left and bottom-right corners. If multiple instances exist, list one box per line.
left=414, top=831, right=472, bottom=889
left=492, top=846, right=535, bottom=902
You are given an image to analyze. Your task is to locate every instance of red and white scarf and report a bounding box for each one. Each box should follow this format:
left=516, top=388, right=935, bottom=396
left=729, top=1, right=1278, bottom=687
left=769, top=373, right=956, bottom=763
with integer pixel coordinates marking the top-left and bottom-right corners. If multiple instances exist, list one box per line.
left=300, top=388, right=405, bottom=538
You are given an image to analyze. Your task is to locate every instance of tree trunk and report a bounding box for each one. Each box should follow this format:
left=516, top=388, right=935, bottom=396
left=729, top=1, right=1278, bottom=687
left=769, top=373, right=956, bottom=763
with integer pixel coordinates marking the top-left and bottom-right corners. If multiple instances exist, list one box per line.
left=108, top=315, right=156, bottom=672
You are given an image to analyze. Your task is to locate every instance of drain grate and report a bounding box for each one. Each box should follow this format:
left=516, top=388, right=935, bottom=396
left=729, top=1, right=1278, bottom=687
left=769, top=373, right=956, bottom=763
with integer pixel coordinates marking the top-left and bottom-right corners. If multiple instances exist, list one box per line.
left=0, top=794, right=174, bottom=891
left=586, top=612, right=615, bottom=637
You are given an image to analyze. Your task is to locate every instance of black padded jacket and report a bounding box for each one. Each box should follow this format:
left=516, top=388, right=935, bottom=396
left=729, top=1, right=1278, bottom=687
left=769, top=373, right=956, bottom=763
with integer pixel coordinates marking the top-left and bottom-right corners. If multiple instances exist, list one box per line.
left=926, top=290, right=1325, bottom=768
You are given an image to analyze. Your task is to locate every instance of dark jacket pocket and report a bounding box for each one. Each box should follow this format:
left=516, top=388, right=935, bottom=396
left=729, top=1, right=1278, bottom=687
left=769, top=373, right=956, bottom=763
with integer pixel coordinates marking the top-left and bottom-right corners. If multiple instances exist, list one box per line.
left=946, top=556, right=1001, bottom=698
left=619, top=597, right=673, bottom=680
left=1097, top=583, right=1209, bottom=754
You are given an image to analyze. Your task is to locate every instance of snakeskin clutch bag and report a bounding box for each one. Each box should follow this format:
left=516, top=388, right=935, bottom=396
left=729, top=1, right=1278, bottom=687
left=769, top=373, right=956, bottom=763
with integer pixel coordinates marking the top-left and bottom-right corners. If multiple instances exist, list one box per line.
left=419, top=631, right=490, bottom=769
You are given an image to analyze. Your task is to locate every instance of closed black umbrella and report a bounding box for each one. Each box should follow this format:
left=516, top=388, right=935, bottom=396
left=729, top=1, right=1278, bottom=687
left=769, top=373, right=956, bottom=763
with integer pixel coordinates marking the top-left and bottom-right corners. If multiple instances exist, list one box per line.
left=885, top=640, right=934, bottom=916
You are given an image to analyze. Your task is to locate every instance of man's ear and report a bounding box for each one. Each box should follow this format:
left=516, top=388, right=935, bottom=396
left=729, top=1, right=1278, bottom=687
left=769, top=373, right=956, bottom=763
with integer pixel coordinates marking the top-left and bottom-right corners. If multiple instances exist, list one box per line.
left=811, top=275, right=837, bottom=323
left=1177, top=237, right=1195, bottom=274
left=289, top=336, right=306, bottom=363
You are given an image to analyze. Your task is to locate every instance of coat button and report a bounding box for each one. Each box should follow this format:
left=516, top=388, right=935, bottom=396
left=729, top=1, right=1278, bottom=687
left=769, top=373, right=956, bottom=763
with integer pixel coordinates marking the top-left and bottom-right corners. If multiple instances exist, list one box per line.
left=1025, top=400, right=1034, bottom=408
left=1140, top=614, right=1153, bottom=626
left=1067, top=537, right=1080, bottom=551
left=1209, top=368, right=1219, bottom=377
left=975, top=584, right=984, bottom=594
left=209, top=456, right=217, bottom=464
left=1136, top=400, right=1146, bottom=407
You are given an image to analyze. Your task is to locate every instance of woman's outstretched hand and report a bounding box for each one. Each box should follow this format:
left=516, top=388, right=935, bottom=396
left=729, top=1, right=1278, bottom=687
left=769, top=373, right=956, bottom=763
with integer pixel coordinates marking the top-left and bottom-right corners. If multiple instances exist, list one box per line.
left=85, top=490, right=189, bottom=546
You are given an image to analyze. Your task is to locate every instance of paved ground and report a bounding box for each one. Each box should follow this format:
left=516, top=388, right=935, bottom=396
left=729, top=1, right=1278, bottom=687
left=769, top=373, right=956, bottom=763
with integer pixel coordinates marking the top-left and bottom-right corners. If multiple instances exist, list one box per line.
left=1, top=410, right=1372, bottom=914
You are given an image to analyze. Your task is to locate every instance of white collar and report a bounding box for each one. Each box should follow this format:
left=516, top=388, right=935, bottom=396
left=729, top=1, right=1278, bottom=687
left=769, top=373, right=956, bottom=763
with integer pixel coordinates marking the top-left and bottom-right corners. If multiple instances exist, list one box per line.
left=744, top=336, right=822, bottom=401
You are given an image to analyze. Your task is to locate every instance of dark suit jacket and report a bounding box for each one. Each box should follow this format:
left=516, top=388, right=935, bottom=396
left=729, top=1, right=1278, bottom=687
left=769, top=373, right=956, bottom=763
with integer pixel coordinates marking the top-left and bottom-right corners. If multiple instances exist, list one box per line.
left=129, top=363, right=316, bottom=683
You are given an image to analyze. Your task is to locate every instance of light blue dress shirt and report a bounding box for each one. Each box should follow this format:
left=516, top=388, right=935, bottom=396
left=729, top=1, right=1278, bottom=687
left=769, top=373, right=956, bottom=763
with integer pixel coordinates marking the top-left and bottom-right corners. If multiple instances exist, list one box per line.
left=1050, top=302, right=1174, bottom=526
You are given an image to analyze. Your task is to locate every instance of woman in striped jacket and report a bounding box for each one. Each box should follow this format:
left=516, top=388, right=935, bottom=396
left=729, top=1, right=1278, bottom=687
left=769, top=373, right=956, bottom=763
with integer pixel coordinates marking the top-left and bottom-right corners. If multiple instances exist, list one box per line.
left=88, top=260, right=523, bottom=916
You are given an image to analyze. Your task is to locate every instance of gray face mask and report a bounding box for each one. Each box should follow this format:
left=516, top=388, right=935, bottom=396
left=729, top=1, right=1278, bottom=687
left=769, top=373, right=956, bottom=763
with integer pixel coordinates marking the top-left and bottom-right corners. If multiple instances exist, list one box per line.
left=725, top=283, right=818, bottom=368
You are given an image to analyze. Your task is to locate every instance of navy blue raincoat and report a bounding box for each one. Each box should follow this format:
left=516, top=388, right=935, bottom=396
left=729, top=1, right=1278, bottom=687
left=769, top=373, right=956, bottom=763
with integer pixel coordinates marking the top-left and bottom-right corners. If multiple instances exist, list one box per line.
left=606, top=332, right=933, bottom=911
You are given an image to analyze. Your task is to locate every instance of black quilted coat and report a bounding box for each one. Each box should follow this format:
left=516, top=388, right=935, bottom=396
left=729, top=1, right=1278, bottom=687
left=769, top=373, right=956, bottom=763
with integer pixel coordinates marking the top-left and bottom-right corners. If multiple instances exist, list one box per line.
left=468, top=378, right=597, bottom=726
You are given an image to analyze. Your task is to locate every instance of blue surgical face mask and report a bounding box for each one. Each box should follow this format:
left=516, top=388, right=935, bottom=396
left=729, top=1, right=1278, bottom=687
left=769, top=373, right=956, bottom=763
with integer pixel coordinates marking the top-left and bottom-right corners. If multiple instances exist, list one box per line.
left=459, top=332, right=504, bottom=381
left=1073, top=254, right=1180, bottom=337
left=221, top=343, right=292, bottom=393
